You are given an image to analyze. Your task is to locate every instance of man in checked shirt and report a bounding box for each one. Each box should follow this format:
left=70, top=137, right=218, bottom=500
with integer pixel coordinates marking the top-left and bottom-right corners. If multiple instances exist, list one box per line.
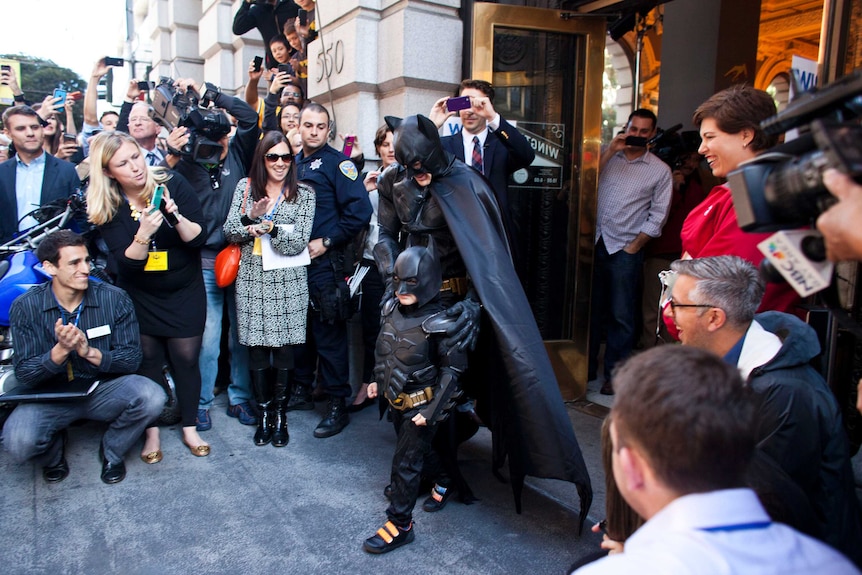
left=589, top=109, right=672, bottom=395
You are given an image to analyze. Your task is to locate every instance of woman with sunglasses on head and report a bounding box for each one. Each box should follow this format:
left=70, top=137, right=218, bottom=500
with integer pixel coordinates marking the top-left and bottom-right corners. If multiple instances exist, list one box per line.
left=87, top=131, right=210, bottom=461
left=224, top=131, right=315, bottom=447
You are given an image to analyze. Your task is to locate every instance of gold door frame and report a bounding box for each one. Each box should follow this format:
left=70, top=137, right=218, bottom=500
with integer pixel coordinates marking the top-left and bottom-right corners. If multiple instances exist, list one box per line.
left=471, top=4, right=605, bottom=400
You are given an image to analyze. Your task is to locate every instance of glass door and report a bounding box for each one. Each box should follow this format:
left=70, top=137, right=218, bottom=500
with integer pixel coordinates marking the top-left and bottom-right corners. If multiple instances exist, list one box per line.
left=472, top=4, right=605, bottom=399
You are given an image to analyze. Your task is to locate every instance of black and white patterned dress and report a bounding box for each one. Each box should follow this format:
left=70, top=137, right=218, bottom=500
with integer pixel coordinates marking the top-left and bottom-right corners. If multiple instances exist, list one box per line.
left=224, top=178, right=315, bottom=347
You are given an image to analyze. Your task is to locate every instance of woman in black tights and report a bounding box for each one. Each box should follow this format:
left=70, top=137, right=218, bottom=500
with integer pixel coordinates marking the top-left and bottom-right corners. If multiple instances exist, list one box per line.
left=87, top=131, right=210, bottom=460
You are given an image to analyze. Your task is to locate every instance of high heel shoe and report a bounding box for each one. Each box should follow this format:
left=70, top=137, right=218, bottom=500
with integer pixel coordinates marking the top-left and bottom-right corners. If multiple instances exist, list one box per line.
left=182, top=440, right=210, bottom=457
left=140, top=450, right=163, bottom=464
left=348, top=396, right=375, bottom=413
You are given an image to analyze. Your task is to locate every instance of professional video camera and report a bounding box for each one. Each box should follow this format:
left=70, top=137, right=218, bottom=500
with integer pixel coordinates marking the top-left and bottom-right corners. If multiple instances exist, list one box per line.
left=149, top=78, right=232, bottom=165
left=728, top=68, right=862, bottom=233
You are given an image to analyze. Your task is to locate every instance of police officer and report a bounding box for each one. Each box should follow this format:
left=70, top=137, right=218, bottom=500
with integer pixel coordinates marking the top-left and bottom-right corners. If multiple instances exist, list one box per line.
left=289, top=102, right=372, bottom=438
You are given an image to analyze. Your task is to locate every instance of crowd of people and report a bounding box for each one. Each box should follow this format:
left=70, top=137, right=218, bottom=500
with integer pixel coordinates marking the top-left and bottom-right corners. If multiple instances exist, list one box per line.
left=1, top=1, right=862, bottom=567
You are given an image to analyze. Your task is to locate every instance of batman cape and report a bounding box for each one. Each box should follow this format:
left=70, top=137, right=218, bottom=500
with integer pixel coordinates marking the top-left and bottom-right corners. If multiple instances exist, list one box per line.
left=378, top=115, right=592, bottom=532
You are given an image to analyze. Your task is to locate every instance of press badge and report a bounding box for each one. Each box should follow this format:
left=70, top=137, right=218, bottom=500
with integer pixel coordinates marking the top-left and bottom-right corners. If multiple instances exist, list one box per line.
left=253, top=237, right=263, bottom=256
left=87, top=325, right=112, bottom=339
left=144, top=250, right=168, bottom=271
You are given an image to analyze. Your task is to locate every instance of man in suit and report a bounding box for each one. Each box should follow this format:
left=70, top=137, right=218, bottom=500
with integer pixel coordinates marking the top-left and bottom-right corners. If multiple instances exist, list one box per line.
left=429, top=79, right=535, bottom=246
left=0, top=105, right=79, bottom=243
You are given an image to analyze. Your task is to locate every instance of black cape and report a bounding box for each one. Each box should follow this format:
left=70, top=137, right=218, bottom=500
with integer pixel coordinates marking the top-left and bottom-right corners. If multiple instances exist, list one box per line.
left=428, top=159, right=592, bottom=531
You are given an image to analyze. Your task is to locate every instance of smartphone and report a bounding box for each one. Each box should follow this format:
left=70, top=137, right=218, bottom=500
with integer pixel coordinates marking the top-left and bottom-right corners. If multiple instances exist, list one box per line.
left=104, top=56, right=124, bottom=67
left=137, top=81, right=154, bottom=92
left=625, top=136, right=648, bottom=147
left=277, top=63, right=294, bottom=76
left=342, top=135, right=356, bottom=157
left=62, top=133, right=77, bottom=144
left=298, top=9, right=308, bottom=27
left=53, top=88, right=67, bottom=113
left=151, top=186, right=164, bottom=211
left=446, top=96, right=471, bottom=112
left=68, top=91, right=83, bottom=101
left=253, top=56, right=263, bottom=72
left=0, top=64, right=9, bottom=86
left=151, top=185, right=179, bottom=226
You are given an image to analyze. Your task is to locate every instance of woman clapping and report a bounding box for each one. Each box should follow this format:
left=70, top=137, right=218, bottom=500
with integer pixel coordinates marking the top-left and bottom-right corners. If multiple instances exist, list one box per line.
left=224, top=131, right=314, bottom=447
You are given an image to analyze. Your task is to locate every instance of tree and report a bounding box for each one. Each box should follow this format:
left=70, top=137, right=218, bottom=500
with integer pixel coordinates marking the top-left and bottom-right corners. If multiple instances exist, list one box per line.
left=0, top=54, right=85, bottom=131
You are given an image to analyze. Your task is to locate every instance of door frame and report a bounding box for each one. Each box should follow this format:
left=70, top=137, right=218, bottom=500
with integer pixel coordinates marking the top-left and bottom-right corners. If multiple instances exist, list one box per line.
left=471, top=4, right=606, bottom=400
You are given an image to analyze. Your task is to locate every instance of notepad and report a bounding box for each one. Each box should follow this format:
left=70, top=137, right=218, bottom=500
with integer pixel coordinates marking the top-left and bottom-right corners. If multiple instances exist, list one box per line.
left=0, top=379, right=101, bottom=403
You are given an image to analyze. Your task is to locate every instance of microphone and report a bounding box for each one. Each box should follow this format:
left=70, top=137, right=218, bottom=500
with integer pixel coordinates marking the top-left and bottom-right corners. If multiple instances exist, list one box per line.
left=757, top=229, right=834, bottom=297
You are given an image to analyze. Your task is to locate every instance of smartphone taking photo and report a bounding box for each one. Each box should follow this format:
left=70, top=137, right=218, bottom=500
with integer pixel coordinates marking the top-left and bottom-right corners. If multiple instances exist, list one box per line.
left=253, top=56, right=263, bottom=72
left=446, top=96, right=471, bottom=112
left=104, top=56, right=124, bottom=67
left=53, top=88, right=67, bottom=113
left=342, top=135, right=356, bottom=157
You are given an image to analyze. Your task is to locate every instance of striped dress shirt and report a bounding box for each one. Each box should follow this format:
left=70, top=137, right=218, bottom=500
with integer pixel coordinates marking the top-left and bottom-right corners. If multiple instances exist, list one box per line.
left=10, top=281, right=143, bottom=388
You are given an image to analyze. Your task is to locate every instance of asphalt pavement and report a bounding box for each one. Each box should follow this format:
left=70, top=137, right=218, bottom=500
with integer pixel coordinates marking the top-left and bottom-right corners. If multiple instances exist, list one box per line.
left=0, top=390, right=608, bottom=575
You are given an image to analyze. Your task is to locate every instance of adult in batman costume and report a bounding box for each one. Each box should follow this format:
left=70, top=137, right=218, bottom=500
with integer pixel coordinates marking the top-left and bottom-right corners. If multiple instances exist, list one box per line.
left=373, top=114, right=592, bottom=531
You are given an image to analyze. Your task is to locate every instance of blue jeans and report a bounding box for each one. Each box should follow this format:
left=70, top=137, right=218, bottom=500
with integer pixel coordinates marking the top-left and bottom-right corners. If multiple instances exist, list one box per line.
left=588, top=238, right=643, bottom=380
left=199, top=268, right=251, bottom=409
left=2, top=375, right=165, bottom=465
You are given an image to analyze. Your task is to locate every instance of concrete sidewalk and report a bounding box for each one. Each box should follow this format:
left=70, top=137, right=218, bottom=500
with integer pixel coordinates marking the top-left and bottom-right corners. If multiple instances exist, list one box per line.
left=0, top=393, right=608, bottom=575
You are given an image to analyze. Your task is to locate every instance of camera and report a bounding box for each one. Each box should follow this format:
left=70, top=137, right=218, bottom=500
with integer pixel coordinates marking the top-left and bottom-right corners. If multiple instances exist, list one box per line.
left=624, top=135, right=648, bottom=148
left=647, top=124, right=702, bottom=169
left=149, top=78, right=232, bottom=165
left=728, top=68, right=862, bottom=232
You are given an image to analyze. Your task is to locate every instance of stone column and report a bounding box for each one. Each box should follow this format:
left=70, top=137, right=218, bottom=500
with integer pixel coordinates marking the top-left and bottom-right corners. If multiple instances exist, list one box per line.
left=657, top=0, right=762, bottom=129
left=307, top=0, right=462, bottom=159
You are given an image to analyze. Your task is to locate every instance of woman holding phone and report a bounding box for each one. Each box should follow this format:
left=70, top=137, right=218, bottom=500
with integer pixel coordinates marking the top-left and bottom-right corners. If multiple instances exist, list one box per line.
left=224, top=131, right=314, bottom=447
left=87, top=131, right=210, bottom=460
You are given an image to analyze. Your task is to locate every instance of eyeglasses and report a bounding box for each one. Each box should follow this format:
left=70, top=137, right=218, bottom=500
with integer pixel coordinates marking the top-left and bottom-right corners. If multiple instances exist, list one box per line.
left=265, top=153, right=293, bottom=163
left=128, top=116, right=153, bottom=124
left=283, top=91, right=302, bottom=98
left=667, top=296, right=716, bottom=315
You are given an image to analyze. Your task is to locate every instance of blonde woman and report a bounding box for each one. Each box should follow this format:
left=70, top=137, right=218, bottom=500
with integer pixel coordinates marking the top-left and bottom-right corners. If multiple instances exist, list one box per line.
left=87, top=131, right=210, bottom=459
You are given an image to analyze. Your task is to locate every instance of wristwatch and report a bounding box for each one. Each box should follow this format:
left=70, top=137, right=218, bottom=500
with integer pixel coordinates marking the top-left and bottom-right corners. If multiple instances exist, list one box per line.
left=322, top=237, right=332, bottom=248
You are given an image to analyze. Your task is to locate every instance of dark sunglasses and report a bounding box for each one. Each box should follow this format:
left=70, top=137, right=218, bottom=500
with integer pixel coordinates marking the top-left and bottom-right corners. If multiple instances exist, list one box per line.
left=283, top=91, right=302, bottom=98
left=265, top=153, right=293, bottom=163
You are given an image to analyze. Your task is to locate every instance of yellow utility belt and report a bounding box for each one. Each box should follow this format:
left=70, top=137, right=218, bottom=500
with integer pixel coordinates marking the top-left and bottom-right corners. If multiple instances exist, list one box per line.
left=440, top=277, right=468, bottom=296
left=388, top=387, right=434, bottom=411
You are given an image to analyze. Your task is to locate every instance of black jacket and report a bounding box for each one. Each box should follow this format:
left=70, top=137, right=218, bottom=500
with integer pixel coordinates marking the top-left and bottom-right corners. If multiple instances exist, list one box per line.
left=747, top=311, right=862, bottom=565
left=232, top=0, right=298, bottom=70
left=172, top=92, right=261, bottom=258
left=0, top=154, right=80, bottom=243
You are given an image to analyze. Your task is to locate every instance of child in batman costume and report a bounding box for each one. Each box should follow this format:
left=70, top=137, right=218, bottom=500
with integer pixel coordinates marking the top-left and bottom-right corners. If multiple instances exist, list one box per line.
left=373, top=114, right=592, bottom=533
left=363, top=243, right=467, bottom=554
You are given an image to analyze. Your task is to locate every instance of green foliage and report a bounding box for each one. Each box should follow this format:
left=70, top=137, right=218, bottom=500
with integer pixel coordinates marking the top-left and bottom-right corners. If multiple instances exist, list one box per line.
left=0, top=54, right=85, bottom=131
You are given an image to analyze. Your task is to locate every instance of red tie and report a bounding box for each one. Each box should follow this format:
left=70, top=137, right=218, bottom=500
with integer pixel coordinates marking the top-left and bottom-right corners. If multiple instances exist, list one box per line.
left=471, top=136, right=483, bottom=174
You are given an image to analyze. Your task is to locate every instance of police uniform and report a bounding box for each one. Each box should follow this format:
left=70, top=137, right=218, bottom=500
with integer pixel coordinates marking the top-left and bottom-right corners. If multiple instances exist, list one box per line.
left=294, top=144, right=372, bottom=400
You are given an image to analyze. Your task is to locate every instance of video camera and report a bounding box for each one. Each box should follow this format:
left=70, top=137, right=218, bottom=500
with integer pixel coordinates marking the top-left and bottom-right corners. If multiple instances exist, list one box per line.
left=149, top=78, right=232, bottom=165
left=648, top=123, right=702, bottom=170
left=728, top=69, right=862, bottom=233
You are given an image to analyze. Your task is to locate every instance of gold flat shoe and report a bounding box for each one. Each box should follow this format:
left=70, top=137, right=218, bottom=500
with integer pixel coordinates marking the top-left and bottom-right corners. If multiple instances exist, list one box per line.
left=183, top=441, right=210, bottom=457
left=140, top=450, right=163, bottom=464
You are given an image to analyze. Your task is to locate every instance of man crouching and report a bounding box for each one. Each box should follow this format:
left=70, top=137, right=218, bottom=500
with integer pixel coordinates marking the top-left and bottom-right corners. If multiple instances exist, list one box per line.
left=2, top=231, right=165, bottom=484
